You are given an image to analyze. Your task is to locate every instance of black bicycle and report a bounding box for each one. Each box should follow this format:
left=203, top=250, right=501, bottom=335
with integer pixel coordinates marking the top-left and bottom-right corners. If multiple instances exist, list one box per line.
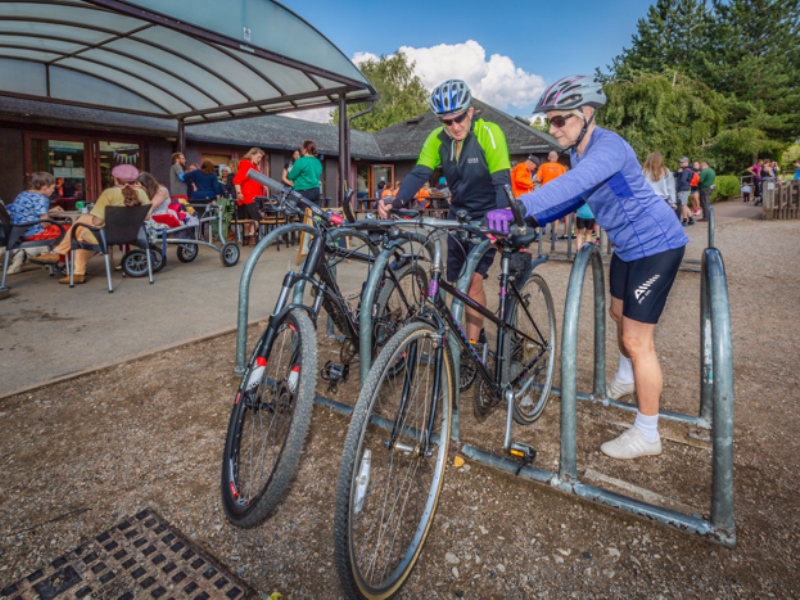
left=334, top=203, right=556, bottom=599
left=221, top=172, right=428, bottom=528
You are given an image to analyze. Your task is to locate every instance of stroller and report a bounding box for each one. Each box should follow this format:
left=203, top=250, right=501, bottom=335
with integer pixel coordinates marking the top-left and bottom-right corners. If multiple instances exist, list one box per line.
left=120, top=199, right=239, bottom=277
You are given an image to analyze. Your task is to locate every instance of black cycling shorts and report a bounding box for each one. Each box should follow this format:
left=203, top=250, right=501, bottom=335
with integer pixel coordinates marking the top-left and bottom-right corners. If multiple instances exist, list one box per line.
left=609, top=246, right=685, bottom=324
left=446, top=234, right=496, bottom=283
left=575, top=217, right=595, bottom=230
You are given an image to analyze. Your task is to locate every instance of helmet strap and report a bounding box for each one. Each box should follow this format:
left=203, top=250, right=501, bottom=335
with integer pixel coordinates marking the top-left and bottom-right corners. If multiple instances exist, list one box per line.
left=571, top=109, right=595, bottom=152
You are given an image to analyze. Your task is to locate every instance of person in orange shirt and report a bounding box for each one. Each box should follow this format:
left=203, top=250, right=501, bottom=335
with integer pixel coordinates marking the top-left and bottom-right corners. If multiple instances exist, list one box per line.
left=511, top=154, right=539, bottom=198
left=415, top=182, right=432, bottom=208
left=535, top=151, right=571, bottom=238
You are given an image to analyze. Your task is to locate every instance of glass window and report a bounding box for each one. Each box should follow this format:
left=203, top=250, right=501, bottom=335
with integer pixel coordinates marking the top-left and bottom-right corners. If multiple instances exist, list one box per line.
left=99, top=141, right=141, bottom=191
left=30, top=138, right=86, bottom=209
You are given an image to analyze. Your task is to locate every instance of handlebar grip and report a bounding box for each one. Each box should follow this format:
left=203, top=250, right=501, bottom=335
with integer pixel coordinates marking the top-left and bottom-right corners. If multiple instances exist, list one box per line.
left=503, top=184, right=525, bottom=228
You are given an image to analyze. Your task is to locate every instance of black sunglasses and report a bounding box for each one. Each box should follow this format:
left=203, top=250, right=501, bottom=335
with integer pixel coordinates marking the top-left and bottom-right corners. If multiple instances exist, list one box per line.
left=549, top=113, right=580, bottom=128
left=440, top=112, right=470, bottom=126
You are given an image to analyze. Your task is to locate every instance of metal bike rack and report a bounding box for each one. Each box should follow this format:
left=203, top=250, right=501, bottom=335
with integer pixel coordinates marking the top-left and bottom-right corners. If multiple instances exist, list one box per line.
left=234, top=222, right=315, bottom=374
left=459, top=242, right=736, bottom=547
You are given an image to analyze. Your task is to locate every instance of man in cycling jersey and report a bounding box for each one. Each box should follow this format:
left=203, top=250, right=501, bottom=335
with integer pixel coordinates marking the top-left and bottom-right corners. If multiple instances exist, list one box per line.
left=490, top=75, right=689, bottom=460
left=378, top=79, right=511, bottom=344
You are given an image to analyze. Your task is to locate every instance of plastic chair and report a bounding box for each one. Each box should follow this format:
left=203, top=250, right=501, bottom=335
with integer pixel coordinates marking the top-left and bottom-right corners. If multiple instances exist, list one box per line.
left=67, top=204, right=152, bottom=292
left=0, top=203, right=68, bottom=297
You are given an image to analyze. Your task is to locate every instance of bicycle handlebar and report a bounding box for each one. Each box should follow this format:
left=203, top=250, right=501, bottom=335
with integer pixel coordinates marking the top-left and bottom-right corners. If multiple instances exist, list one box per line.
left=246, top=169, right=343, bottom=226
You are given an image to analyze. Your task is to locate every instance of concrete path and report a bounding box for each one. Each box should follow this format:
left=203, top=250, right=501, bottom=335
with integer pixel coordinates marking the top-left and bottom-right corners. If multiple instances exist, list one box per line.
left=0, top=239, right=371, bottom=397
left=0, top=200, right=761, bottom=398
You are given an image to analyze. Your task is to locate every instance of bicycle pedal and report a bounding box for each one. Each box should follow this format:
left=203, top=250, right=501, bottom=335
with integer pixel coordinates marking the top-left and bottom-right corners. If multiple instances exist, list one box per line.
left=508, top=442, right=537, bottom=462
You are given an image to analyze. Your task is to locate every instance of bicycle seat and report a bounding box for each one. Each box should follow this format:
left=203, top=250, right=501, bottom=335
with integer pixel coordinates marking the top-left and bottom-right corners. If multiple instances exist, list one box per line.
left=507, top=229, right=539, bottom=248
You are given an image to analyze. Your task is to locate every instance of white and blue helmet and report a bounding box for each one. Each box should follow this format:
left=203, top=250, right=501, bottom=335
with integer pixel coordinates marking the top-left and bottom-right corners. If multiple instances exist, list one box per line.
left=429, top=79, right=472, bottom=116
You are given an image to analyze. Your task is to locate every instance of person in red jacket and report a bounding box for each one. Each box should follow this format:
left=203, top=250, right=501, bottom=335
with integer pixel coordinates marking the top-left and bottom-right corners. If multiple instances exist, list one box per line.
left=233, top=147, right=265, bottom=244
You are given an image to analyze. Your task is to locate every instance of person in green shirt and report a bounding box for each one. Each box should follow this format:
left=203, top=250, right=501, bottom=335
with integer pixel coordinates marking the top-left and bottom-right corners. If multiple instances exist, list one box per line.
left=698, top=161, right=716, bottom=222
left=287, top=140, right=323, bottom=205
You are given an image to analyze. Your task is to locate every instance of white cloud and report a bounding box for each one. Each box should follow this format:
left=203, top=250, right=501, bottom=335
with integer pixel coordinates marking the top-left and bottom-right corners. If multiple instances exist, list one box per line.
left=398, top=41, right=545, bottom=112
left=283, top=41, right=544, bottom=122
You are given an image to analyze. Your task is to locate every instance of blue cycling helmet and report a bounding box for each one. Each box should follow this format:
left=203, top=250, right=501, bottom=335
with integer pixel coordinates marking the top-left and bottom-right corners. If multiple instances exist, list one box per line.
left=429, top=79, right=472, bottom=116
left=534, top=75, right=606, bottom=113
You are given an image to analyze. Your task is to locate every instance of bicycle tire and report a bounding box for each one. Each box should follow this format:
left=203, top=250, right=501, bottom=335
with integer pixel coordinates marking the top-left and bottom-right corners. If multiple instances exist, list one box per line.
left=220, top=308, right=317, bottom=527
left=504, top=273, right=556, bottom=425
left=373, top=262, right=427, bottom=350
left=334, top=321, right=453, bottom=599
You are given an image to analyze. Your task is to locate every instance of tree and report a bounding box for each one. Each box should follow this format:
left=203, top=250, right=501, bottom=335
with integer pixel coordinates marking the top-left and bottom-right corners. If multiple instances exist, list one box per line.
left=332, top=52, right=428, bottom=132
left=598, top=71, right=725, bottom=165
left=599, top=0, right=712, bottom=82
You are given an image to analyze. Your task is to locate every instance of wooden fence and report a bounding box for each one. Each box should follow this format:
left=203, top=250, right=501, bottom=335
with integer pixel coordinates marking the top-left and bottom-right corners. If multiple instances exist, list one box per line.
left=762, top=179, right=800, bottom=219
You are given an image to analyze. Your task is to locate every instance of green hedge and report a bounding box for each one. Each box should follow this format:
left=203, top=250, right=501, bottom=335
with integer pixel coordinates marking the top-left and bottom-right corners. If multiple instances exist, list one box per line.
left=711, top=175, right=740, bottom=201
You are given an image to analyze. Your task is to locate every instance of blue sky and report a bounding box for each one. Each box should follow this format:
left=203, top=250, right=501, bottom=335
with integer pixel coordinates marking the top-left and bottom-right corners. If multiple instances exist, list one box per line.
left=280, top=0, right=652, bottom=120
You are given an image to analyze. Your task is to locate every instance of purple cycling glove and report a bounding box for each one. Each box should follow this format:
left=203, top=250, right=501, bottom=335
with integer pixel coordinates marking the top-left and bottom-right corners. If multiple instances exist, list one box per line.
left=485, top=208, right=515, bottom=234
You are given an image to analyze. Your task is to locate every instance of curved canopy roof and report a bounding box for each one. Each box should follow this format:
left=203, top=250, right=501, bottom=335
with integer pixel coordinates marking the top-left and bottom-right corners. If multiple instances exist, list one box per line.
left=0, top=0, right=377, bottom=124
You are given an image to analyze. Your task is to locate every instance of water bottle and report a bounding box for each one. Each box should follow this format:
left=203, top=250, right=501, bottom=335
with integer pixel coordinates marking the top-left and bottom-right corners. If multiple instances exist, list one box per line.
left=246, top=356, right=267, bottom=391
left=354, top=449, right=371, bottom=514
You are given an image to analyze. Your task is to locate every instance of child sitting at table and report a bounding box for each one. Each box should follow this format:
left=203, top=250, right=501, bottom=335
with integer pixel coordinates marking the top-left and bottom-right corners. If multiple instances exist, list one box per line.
left=6, top=172, right=65, bottom=273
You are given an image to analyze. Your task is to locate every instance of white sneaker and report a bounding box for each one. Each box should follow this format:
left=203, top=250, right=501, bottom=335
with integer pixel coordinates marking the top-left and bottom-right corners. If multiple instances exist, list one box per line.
left=606, top=377, right=635, bottom=400
left=601, top=427, right=662, bottom=459
left=6, top=250, right=26, bottom=275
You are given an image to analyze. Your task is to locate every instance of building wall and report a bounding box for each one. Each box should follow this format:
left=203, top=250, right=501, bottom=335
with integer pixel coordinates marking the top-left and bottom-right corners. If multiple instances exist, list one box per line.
left=0, top=127, right=25, bottom=203
left=147, top=141, right=175, bottom=188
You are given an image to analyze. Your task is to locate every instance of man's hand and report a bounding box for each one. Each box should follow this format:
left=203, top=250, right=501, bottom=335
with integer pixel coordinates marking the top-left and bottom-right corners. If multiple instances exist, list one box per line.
left=377, top=198, right=390, bottom=219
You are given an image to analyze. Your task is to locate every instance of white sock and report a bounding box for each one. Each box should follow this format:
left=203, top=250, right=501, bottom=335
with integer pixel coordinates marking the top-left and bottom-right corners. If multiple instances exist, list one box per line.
left=616, top=352, right=634, bottom=384
left=633, top=411, right=660, bottom=443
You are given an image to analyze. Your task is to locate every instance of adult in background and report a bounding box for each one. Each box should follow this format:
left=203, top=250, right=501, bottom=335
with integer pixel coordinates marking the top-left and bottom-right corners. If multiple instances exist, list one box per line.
left=747, top=158, right=763, bottom=205
left=135, top=172, right=169, bottom=217
left=690, top=160, right=702, bottom=216
left=282, top=148, right=301, bottom=187
left=287, top=140, right=323, bottom=205
left=183, top=159, right=223, bottom=203
left=793, top=159, right=800, bottom=180
left=698, top=161, right=716, bottom=222
left=642, top=152, right=677, bottom=211
left=46, top=165, right=150, bottom=284
left=511, top=154, right=539, bottom=198
left=233, top=147, right=266, bottom=244
left=673, top=157, right=696, bottom=226
left=169, top=152, right=187, bottom=201
left=377, top=78, right=511, bottom=345
left=496, top=75, right=689, bottom=459
left=535, top=150, right=570, bottom=238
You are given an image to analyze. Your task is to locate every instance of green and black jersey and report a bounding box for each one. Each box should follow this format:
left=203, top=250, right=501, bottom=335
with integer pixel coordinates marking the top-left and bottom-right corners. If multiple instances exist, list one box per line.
left=394, top=118, right=511, bottom=219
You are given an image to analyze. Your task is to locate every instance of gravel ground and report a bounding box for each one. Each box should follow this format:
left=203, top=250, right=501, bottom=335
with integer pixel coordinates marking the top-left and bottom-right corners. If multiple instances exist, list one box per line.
left=1, top=208, right=798, bottom=599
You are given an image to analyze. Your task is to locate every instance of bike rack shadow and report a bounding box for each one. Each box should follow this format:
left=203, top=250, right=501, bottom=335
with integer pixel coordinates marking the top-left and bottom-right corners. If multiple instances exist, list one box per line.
left=457, top=241, right=735, bottom=547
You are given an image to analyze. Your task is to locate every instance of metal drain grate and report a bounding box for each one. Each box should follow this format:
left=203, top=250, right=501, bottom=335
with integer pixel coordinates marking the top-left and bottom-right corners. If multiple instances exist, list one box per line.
left=1, top=508, right=253, bottom=600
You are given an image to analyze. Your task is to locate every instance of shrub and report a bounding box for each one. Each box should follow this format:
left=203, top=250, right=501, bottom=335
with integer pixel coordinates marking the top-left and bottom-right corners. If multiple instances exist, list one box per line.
left=712, top=175, right=740, bottom=201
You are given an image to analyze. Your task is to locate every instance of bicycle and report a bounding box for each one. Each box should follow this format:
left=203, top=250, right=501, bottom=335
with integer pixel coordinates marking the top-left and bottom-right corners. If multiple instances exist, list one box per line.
left=333, top=201, right=556, bottom=599
left=221, top=172, right=429, bottom=529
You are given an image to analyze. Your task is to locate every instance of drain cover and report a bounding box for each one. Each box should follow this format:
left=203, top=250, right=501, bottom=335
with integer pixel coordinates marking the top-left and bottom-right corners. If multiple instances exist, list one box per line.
left=1, top=508, right=253, bottom=600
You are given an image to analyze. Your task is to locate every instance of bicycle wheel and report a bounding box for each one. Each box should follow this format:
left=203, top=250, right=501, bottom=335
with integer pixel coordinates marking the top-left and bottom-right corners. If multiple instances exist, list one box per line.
left=373, top=262, right=427, bottom=349
left=220, top=308, right=317, bottom=527
left=335, top=321, right=453, bottom=599
left=504, top=273, right=556, bottom=425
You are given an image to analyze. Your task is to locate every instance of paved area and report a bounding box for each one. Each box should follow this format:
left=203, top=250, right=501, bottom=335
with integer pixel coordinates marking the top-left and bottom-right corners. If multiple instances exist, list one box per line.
left=0, top=240, right=371, bottom=397
left=0, top=201, right=760, bottom=398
